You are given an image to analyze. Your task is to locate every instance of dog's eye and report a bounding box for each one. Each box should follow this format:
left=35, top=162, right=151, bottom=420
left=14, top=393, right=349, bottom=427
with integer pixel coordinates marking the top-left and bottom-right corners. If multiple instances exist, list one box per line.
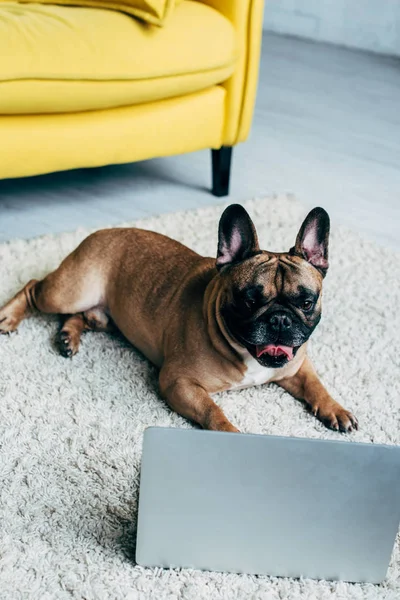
left=236, top=286, right=263, bottom=312
left=244, top=297, right=256, bottom=309
left=234, top=296, right=255, bottom=313
left=302, top=300, right=313, bottom=311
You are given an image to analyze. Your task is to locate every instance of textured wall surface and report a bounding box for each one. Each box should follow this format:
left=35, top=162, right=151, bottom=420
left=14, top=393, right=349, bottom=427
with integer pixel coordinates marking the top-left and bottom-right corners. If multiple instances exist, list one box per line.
left=263, top=0, right=400, bottom=56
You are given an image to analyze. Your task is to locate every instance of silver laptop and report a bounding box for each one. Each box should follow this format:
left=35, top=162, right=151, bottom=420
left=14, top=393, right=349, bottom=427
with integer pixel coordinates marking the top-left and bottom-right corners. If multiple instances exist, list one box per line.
left=136, top=427, right=400, bottom=583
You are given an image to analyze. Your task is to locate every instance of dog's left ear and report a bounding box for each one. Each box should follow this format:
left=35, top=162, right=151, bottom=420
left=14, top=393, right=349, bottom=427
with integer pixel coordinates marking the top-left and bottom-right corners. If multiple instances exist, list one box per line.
left=291, top=207, right=330, bottom=277
left=216, top=204, right=260, bottom=269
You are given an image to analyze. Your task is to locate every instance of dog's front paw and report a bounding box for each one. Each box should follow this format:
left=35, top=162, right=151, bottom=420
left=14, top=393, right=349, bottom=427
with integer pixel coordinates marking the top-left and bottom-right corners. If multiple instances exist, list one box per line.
left=312, top=402, right=358, bottom=433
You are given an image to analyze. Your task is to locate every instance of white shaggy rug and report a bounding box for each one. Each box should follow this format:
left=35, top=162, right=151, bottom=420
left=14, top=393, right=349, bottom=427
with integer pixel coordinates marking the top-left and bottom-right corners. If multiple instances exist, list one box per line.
left=0, top=195, right=399, bottom=600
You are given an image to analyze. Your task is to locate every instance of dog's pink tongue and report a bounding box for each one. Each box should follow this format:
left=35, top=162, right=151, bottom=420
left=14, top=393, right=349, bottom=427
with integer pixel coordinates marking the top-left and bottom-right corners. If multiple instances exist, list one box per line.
left=256, top=344, right=294, bottom=360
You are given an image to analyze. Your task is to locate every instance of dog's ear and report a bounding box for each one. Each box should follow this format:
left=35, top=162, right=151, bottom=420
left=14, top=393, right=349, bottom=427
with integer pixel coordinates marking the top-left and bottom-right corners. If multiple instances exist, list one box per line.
left=290, top=207, right=330, bottom=277
left=216, top=204, right=260, bottom=269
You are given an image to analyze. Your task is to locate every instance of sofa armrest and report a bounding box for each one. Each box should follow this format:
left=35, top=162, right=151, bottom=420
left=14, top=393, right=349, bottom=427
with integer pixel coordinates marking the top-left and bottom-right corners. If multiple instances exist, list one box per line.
left=196, top=0, right=264, bottom=146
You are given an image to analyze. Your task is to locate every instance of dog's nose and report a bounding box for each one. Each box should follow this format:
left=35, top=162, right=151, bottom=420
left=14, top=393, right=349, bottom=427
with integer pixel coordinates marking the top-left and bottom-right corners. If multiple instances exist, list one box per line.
left=269, top=313, right=292, bottom=331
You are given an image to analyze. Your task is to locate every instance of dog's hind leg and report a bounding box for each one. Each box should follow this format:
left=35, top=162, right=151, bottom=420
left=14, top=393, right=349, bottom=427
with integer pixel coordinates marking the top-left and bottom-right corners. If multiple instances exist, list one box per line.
left=0, top=244, right=106, bottom=335
left=56, top=313, right=87, bottom=358
left=56, top=308, right=113, bottom=357
left=0, top=279, right=39, bottom=334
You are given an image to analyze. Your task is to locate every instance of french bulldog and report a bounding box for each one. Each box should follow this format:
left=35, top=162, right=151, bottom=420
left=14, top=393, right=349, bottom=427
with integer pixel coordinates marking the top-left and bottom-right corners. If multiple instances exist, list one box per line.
left=0, top=204, right=357, bottom=433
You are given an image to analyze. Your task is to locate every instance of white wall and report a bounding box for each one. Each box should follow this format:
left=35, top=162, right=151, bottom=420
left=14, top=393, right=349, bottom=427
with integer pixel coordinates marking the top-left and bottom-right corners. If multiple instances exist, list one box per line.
left=263, top=0, right=400, bottom=56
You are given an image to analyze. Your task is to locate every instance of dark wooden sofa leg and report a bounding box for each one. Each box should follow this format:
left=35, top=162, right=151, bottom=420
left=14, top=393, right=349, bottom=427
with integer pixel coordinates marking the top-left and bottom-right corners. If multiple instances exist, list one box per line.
left=211, top=146, right=232, bottom=197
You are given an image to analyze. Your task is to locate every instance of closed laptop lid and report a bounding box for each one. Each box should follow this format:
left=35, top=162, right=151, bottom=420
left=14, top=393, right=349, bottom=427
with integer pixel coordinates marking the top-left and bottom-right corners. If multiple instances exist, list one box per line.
left=136, top=427, right=400, bottom=583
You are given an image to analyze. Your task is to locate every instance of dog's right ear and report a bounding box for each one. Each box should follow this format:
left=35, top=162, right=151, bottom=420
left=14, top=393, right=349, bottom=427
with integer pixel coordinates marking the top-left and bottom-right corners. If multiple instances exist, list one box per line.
left=216, top=204, right=260, bottom=269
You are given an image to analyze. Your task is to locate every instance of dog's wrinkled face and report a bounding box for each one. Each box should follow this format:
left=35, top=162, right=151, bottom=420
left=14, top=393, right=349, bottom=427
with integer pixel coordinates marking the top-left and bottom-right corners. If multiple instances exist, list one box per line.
left=216, top=204, right=330, bottom=368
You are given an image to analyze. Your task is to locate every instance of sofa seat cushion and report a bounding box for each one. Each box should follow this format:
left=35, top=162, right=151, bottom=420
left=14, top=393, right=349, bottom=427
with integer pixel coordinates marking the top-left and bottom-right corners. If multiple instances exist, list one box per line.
left=0, top=1, right=237, bottom=114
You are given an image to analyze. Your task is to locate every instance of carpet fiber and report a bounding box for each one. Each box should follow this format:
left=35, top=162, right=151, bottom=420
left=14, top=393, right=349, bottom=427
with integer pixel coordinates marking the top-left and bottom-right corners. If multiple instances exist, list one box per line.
left=0, top=195, right=399, bottom=600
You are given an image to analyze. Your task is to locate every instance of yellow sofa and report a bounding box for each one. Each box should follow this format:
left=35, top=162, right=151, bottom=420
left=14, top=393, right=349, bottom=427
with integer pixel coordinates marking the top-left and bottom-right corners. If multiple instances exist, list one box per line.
left=0, top=0, right=264, bottom=195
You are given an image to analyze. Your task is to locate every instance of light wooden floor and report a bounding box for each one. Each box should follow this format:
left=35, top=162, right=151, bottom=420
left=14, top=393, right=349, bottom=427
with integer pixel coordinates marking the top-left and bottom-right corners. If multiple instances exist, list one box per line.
left=0, top=32, right=399, bottom=248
